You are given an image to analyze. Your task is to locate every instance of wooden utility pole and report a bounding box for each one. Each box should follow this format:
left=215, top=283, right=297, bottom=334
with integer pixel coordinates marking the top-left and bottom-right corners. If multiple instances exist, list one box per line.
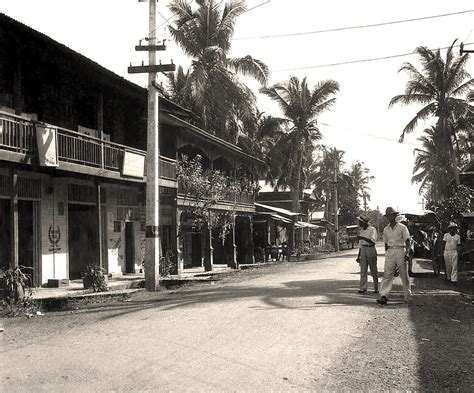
left=333, top=158, right=339, bottom=252
left=129, top=0, right=175, bottom=291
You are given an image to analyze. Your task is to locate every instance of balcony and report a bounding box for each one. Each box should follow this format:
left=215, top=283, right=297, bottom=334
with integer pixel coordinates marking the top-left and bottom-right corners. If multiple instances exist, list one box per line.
left=177, top=183, right=255, bottom=208
left=0, top=111, right=176, bottom=184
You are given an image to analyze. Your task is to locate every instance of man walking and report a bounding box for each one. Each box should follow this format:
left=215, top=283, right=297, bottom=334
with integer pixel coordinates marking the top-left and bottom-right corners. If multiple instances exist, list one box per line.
left=377, top=207, right=412, bottom=305
left=443, top=222, right=462, bottom=285
left=356, top=214, right=378, bottom=293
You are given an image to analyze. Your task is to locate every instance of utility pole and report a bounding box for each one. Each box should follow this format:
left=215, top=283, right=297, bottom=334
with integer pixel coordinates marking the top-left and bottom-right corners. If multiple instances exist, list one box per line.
left=333, top=158, right=339, bottom=252
left=129, top=0, right=175, bottom=291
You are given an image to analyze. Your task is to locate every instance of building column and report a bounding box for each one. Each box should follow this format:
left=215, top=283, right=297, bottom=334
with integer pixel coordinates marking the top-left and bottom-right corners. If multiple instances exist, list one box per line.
left=95, top=181, right=103, bottom=269
left=97, top=87, right=105, bottom=168
left=204, top=216, right=214, bottom=272
left=248, top=215, right=255, bottom=264
left=175, top=208, right=184, bottom=275
left=228, top=214, right=238, bottom=269
left=10, top=167, right=19, bottom=269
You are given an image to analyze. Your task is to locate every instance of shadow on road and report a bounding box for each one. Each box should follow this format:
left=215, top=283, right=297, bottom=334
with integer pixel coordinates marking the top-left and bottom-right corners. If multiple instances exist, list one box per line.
left=50, top=272, right=410, bottom=323
left=408, top=273, right=474, bottom=391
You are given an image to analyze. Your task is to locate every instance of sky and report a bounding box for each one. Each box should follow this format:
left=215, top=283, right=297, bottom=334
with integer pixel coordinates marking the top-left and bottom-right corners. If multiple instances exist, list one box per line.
left=2, top=0, right=473, bottom=213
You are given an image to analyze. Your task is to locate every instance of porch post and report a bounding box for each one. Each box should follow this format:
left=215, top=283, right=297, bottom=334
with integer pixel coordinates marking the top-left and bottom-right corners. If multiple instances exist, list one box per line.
left=228, top=213, right=238, bottom=269
left=248, top=215, right=255, bottom=264
left=204, top=213, right=214, bottom=272
left=95, top=181, right=103, bottom=269
left=175, top=208, right=184, bottom=275
left=9, top=167, right=19, bottom=269
left=97, top=87, right=105, bottom=168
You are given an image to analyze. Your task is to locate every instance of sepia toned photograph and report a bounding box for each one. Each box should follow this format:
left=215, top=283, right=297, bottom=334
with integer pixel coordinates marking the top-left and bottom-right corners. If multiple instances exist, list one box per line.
left=1, top=1, right=473, bottom=391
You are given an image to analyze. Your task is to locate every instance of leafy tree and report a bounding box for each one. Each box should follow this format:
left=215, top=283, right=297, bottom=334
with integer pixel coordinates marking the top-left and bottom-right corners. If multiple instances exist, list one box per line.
left=426, top=185, right=474, bottom=226
left=167, top=0, right=269, bottom=143
left=389, top=41, right=474, bottom=186
left=412, top=125, right=453, bottom=201
left=349, top=161, right=374, bottom=211
left=261, top=77, right=339, bottom=249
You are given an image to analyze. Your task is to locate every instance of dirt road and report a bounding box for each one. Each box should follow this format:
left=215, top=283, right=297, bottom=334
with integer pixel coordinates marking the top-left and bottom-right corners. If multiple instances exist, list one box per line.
left=2, top=246, right=473, bottom=391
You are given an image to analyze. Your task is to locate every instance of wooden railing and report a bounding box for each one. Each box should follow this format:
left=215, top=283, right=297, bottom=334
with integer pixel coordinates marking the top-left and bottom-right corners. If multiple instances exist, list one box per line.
left=178, top=183, right=255, bottom=206
left=0, top=112, right=36, bottom=154
left=0, top=111, right=176, bottom=180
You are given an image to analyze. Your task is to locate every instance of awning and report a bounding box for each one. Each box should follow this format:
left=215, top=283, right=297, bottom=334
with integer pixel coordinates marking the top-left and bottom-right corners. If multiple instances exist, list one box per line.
left=256, top=212, right=293, bottom=224
left=255, top=202, right=301, bottom=217
left=295, top=221, right=322, bottom=229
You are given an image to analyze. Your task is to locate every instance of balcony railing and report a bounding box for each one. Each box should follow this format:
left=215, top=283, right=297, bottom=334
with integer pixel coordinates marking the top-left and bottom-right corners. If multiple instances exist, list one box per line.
left=178, top=183, right=255, bottom=206
left=0, top=111, right=176, bottom=181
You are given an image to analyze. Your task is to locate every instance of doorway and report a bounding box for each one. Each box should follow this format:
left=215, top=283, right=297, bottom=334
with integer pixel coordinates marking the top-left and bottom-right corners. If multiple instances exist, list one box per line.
left=68, top=204, right=98, bottom=279
left=125, top=222, right=135, bottom=273
left=0, top=199, right=39, bottom=285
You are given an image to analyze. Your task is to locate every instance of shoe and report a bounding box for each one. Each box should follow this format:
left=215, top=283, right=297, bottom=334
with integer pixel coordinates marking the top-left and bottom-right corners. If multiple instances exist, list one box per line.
left=376, top=296, right=388, bottom=305
left=358, top=290, right=366, bottom=294
left=374, top=290, right=379, bottom=294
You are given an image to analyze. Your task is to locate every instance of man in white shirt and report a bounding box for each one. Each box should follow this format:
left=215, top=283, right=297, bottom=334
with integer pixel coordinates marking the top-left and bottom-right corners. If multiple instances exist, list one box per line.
left=377, top=207, right=412, bottom=305
left=356, top=214, right=378, bottom=293
left=443, top=222, right=462, bottom=284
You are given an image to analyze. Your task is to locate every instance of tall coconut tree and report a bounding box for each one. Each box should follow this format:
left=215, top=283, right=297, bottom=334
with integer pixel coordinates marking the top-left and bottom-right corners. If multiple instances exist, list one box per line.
left=389, top=41, right=474, bottom=186
left=167, top=0, right=269, bottom=143
left=261, top=77, right=339, bottom=250
left=412, top=125, right=453, bottom=201
left=349, top=161, right=374, bottom=211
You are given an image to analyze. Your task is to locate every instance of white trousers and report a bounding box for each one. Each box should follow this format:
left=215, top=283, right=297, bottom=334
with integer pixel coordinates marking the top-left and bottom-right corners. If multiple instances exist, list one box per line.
left=443, top=251, right=458, bottom=282
left=380, top=248, right=412, bottom=301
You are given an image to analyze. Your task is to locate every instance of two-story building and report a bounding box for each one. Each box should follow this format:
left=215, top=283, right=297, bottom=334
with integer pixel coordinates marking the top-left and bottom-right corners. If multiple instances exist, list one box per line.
left=0, top=13, right=262, bottom=286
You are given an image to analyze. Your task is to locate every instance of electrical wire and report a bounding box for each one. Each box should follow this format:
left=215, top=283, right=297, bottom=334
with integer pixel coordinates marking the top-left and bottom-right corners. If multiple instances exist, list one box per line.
left=234, top=9, right=474, bottom=40
left=271, top=42, right=474, bottom=72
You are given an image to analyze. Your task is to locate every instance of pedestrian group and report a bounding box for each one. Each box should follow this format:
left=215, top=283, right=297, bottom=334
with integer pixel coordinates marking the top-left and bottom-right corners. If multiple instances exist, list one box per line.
left=356, top=207, right=462, bottom=305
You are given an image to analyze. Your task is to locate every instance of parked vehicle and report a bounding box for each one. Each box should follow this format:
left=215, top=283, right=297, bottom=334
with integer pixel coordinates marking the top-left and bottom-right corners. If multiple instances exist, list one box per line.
left=400, top=211, right=440, bottom=276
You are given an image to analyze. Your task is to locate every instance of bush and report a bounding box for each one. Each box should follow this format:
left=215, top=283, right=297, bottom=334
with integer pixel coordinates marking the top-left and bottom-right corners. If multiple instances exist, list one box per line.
left=82, top=264, right=108, bottom=292
left=1, top=266, right=39, bottom=317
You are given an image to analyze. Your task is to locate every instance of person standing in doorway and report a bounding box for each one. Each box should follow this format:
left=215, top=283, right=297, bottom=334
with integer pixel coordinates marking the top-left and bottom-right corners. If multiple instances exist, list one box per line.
left=377, top=207, right=412, bottom=305
left=356, top=214, right=378, bottom=293
left=443, top=222, right=462, bottom=285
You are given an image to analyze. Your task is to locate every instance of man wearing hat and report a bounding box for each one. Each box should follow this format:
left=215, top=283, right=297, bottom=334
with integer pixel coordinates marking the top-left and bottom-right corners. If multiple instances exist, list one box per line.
left=356, top=214, right=378, bottom=293
left=377, top=207, right=412, bottom=305
left=443, top=222, right=462, bottom=284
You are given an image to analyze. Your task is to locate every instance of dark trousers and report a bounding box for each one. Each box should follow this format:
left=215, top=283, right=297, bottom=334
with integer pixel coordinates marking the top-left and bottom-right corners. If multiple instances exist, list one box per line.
left=360, top=246, right=378, bottom=291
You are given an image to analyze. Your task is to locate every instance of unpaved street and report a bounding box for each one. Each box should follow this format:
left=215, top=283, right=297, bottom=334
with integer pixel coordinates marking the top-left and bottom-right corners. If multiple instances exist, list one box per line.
left=2, top=247, right=473, bottom=392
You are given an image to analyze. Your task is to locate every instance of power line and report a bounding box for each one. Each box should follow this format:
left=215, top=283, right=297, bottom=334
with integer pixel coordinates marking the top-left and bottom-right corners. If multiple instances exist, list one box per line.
left=271, top=42, right=474, bottom=72
left=234, top=9, right=474, bottom=40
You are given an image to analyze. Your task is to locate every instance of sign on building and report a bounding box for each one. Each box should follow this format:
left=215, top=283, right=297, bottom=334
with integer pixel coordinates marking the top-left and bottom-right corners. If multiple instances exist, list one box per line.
left=36, top=124, right=58, bottom=166
left=122, top=151, right=145, bottom=178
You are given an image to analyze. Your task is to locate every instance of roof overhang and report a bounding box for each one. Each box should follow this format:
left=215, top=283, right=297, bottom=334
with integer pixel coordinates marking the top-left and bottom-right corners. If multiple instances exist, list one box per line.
left=295, top=221, right=322, bottom=229
left=160, top=112, right=265, bottom=167
left=255, top=202, right=301, bottom=217
left=255, top=212, right=293, bottom=224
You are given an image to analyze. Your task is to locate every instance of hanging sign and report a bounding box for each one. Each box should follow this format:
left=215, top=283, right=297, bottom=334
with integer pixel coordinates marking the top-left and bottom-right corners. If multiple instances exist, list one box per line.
left=122, top=151, right=145, bottom=178
left=36, top=124, right=58, bottom=167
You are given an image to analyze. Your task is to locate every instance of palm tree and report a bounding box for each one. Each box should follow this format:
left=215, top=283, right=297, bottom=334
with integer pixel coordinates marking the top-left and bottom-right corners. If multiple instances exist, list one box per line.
left=349, top=161, right=374, bottom=211
left=261, top=77, right=339, bottom=250
left=389, top=41, right=474, bottom=186
left=167, top=0, right=269, bottom=143
left=412, top=125, right=453, bottom=201
left=309, top=147, right=353, bottom=221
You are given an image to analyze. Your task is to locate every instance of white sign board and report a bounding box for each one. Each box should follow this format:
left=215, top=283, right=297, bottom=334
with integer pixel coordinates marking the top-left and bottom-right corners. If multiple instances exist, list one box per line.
left=35, top=124, right=58, bottom=167
left=122, top=151, right=145, bottom=178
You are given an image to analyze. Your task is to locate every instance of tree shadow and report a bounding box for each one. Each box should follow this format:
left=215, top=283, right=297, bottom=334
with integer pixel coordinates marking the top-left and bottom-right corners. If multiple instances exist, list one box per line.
left=408, top=274, right=474, bottom=391
left=43, top=272, right=409, bottom=323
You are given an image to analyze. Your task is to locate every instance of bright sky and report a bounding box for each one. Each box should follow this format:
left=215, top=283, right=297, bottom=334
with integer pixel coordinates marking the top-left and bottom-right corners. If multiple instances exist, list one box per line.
left=2, top=0, right=473, bottom=212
